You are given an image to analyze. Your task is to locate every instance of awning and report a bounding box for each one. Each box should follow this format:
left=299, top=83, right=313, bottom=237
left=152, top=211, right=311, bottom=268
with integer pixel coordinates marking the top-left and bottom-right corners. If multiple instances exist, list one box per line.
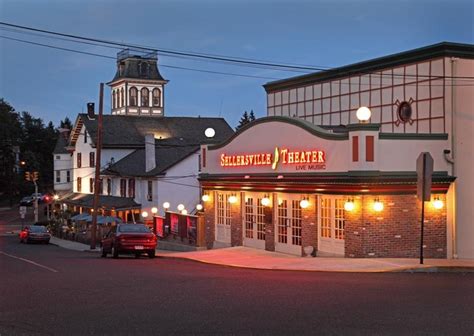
left=63, top=193, right=141, bottom=210
left=199, top=171, right=456, bottom=194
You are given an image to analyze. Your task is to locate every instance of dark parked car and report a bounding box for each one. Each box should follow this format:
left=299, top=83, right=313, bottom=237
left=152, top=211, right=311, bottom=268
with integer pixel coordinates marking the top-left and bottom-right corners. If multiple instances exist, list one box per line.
left=20, top=196, right=34, bottom=206
left=19, top=226, right=51, bottom=244
left=101, top=224, right=157, bottom=259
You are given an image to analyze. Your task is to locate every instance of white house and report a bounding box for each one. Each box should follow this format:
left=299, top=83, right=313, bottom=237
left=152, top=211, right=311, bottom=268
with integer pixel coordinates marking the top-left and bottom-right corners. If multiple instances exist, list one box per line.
left=56, top=50, right=234, bottom=221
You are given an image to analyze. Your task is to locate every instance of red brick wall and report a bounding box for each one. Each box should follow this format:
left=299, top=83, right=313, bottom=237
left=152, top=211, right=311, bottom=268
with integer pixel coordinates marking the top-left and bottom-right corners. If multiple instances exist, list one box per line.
left=203, top=190, right=215, bottom=249
left=230, top=192, right=243, bottom=247
left=345, top=194, right=447, bottom=258
left=301, top=195, right=318, bottom=256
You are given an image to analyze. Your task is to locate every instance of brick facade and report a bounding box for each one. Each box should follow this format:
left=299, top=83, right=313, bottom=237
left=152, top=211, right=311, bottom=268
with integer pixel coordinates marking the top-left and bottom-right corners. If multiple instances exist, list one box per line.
left=230, top=192, right=243, bottom=247
left=301, top=195, right=318, bottom=256
left=344, top=194, right=447, bottom=258
left=203, top=190, right=447, bottom=258
left=203, top=190, right=215, bottom=249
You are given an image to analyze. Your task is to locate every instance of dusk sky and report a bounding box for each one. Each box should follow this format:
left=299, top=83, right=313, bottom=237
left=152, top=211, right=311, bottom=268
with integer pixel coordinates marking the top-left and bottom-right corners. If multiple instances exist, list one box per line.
left=0, top=0, right=472, bottom=128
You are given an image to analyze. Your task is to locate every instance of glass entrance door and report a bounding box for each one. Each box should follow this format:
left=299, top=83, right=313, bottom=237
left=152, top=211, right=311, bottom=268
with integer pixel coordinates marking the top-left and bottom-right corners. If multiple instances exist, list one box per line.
left=275, top=195, right=302, bottom=256
left=243, top=194, right=266, bottom=250
left=317, top=196, right=345, bottom=256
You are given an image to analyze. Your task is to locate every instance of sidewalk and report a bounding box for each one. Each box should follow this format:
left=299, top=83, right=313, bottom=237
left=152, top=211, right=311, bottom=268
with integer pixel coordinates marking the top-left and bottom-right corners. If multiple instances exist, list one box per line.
left=156, top=246, right=474, bottom=272
left=49, top=236, right=474, bottom=272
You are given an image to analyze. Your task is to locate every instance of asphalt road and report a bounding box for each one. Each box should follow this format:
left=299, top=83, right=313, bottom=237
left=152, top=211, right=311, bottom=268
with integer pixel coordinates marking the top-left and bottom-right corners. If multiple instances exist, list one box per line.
left=0, top=235, right=473, bottom=336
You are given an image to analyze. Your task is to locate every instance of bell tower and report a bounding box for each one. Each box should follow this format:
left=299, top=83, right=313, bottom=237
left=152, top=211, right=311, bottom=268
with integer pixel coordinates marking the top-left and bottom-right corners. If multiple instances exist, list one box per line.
left=107, top=49, right=168, bottom=116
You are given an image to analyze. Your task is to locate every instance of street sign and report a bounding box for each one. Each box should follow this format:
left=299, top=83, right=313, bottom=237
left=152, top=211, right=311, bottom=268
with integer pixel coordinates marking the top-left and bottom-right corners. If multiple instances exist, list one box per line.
left=20, top=213, right=25, bottom=219
left=19, top=206, right=27, bottom=215
left=416, top=152, right=433, bottom=201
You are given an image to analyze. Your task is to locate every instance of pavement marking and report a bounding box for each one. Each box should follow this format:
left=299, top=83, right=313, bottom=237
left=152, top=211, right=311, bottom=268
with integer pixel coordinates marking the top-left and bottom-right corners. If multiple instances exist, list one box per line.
left=0, top=251, right=59, bottom=273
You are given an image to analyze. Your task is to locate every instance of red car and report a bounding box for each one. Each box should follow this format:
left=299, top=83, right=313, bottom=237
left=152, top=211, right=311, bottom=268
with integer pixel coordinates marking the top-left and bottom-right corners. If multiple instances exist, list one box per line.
left=101, top=224, right=157, bottom=258
left=19, top=225, right=51, bottom=244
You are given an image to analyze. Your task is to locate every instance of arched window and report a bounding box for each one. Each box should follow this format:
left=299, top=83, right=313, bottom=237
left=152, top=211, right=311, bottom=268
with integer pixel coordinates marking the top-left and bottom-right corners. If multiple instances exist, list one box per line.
left=121, top=88, right=124, bottom=107
left=118, top=89, right=122, bottom=108
left=141, top=87, right=149, bottom=107
left=152, top=88, right=161, bottom=107
left=112, top=91, right=116, bottom=109
left=130, top=87, right=138, bottom=107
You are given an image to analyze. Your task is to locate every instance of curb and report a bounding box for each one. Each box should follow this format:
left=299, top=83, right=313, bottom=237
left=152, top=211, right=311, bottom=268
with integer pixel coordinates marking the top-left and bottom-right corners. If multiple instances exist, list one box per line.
left=155, top=254, right=474, bottom=273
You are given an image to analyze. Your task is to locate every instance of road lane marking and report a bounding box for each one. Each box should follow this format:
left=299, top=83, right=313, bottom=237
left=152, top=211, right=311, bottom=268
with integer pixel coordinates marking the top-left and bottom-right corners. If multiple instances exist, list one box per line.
left=0, top=251, right=59, bottom=273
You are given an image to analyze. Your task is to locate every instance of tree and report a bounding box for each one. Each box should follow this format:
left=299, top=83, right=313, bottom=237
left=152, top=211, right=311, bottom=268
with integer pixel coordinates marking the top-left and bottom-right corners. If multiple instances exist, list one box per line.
left=236, top=110, right=256, bottom=130
left=60, top=117, right=73, bottom=130
left=249, top=110, right=256, bottom=122
left=0, top=99, right=22, bottom=205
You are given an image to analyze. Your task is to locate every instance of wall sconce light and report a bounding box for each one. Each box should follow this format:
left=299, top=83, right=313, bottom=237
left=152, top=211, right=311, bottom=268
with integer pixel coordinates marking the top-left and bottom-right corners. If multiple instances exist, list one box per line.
left=300, top=197, right=310, bottom=209
left=163, top=202, right=170, bottom=210
left=228, top=194, right=237, bottom=204
left=344, top=198, right=355, bottom=211
left=177, top=204, right=185, bottom=211
left=432, top=196, right=444, bottom=209
left=201, top=194, right=210, bottom=202
left=261, top=195, right=271, bottom=206
left=373, top=198, right=384, bottom=212
left=151, top=207, right=158, bottom=215
left=196, top=204, right=203, bottom=211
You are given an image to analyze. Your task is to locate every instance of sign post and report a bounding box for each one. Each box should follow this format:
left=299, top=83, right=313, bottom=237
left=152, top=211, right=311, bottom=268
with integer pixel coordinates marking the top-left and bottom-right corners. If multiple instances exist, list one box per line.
left=416, top=152, right=434, bottom=265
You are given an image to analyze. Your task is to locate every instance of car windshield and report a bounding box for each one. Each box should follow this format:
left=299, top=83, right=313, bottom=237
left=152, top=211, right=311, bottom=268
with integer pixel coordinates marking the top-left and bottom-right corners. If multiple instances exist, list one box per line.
left=30, top=226, right=47, bottom=233
left=118, top=224, right=150, bottom=233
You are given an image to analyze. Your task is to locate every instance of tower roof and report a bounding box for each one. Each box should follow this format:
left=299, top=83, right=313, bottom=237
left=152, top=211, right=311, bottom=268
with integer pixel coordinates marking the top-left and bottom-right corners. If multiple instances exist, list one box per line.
left=109, top=49, right=166, bottom=84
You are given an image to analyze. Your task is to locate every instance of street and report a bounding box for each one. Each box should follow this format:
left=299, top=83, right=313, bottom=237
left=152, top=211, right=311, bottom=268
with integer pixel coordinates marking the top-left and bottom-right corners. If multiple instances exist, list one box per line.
left=0, top=235, right=473, bottom=335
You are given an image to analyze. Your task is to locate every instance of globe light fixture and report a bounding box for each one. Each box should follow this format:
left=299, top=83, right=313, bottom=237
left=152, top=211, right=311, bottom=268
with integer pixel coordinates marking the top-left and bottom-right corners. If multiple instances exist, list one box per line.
left=261, top=196, right=271, bottom=206
left=196, top=204, right=203, bottom=211
left=177, top=204, right=185, bottom=211
left=151, top=207, right=158, bottom=214
left=163, top=202, right=170, bottom=210
left=300, top=198, right=310, bottom=209
left=373, top=198, right=384, bottom=212
left=204, top=127, right=215, bottom=138
left=228, top=195, right=237, bottom=204
left=181, top=209, right=188, bottom=215
left=432, top=197, right=444, bottom=209
left=201, top=194, right=210, bottom=202
left=141, top=211, right=149, bottom=218
left=344, top=199, right=355, bottom=211
left=356, top=106, right=372, bottom=123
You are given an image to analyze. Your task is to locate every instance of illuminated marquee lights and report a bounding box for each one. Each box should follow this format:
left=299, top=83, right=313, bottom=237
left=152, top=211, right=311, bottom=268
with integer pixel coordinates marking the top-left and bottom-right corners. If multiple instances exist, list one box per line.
left=220, top=147, right=326, bottom=169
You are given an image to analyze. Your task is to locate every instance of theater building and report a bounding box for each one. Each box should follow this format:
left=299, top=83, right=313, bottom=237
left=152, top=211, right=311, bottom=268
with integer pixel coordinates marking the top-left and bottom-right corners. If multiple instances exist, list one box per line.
left=199, top=42, right=473, bottom=258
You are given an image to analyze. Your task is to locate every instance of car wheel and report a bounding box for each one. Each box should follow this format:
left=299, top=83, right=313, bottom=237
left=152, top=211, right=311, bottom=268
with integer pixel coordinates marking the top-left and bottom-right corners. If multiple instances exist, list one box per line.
left=101, top=247, right=107, bottom=258
left=112, top=245, right=119, bottom=259
left=148, top=250, right=156, bottom=258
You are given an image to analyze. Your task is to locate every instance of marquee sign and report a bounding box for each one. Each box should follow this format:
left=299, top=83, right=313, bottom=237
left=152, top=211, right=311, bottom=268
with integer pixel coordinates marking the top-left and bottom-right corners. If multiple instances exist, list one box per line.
left=220, top=147, right=326, bottom=171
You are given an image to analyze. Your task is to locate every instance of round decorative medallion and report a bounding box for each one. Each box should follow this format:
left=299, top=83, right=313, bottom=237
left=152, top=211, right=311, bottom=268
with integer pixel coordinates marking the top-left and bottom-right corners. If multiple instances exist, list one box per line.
left=397, top=101, right=412, bottom=123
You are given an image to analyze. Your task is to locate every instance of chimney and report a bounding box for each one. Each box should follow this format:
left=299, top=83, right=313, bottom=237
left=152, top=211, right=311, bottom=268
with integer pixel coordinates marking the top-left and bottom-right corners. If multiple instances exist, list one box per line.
left=145, top=134, right=156, bottom=172
left=87, top=102, right=95, bottom=119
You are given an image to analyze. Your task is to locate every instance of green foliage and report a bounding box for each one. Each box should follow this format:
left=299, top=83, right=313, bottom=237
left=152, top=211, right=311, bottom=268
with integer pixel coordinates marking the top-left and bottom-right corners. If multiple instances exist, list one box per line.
left=236, top=110, right=256, bottom=130
left=0, top=99, right=60, bottom=204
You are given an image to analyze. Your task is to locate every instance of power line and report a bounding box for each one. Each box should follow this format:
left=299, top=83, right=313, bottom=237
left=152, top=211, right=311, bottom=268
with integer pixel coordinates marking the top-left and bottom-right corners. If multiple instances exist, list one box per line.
left=2, top=34, right=472, bottom=87
left=2, top=21, right=473, bottom=80
left=0, top=35, right=279, bottom=80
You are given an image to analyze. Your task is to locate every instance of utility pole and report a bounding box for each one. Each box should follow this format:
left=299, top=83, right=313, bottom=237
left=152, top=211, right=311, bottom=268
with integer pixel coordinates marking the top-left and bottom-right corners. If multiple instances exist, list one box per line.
left=90, top=83, right=104, bottom=250
left=33, top=180, right=38, bottom=223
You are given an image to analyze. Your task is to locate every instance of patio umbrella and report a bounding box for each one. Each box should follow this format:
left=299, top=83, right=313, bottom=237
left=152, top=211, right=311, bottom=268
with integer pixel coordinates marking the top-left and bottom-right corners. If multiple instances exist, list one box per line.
left=70, top=213, right=90, bottom=221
